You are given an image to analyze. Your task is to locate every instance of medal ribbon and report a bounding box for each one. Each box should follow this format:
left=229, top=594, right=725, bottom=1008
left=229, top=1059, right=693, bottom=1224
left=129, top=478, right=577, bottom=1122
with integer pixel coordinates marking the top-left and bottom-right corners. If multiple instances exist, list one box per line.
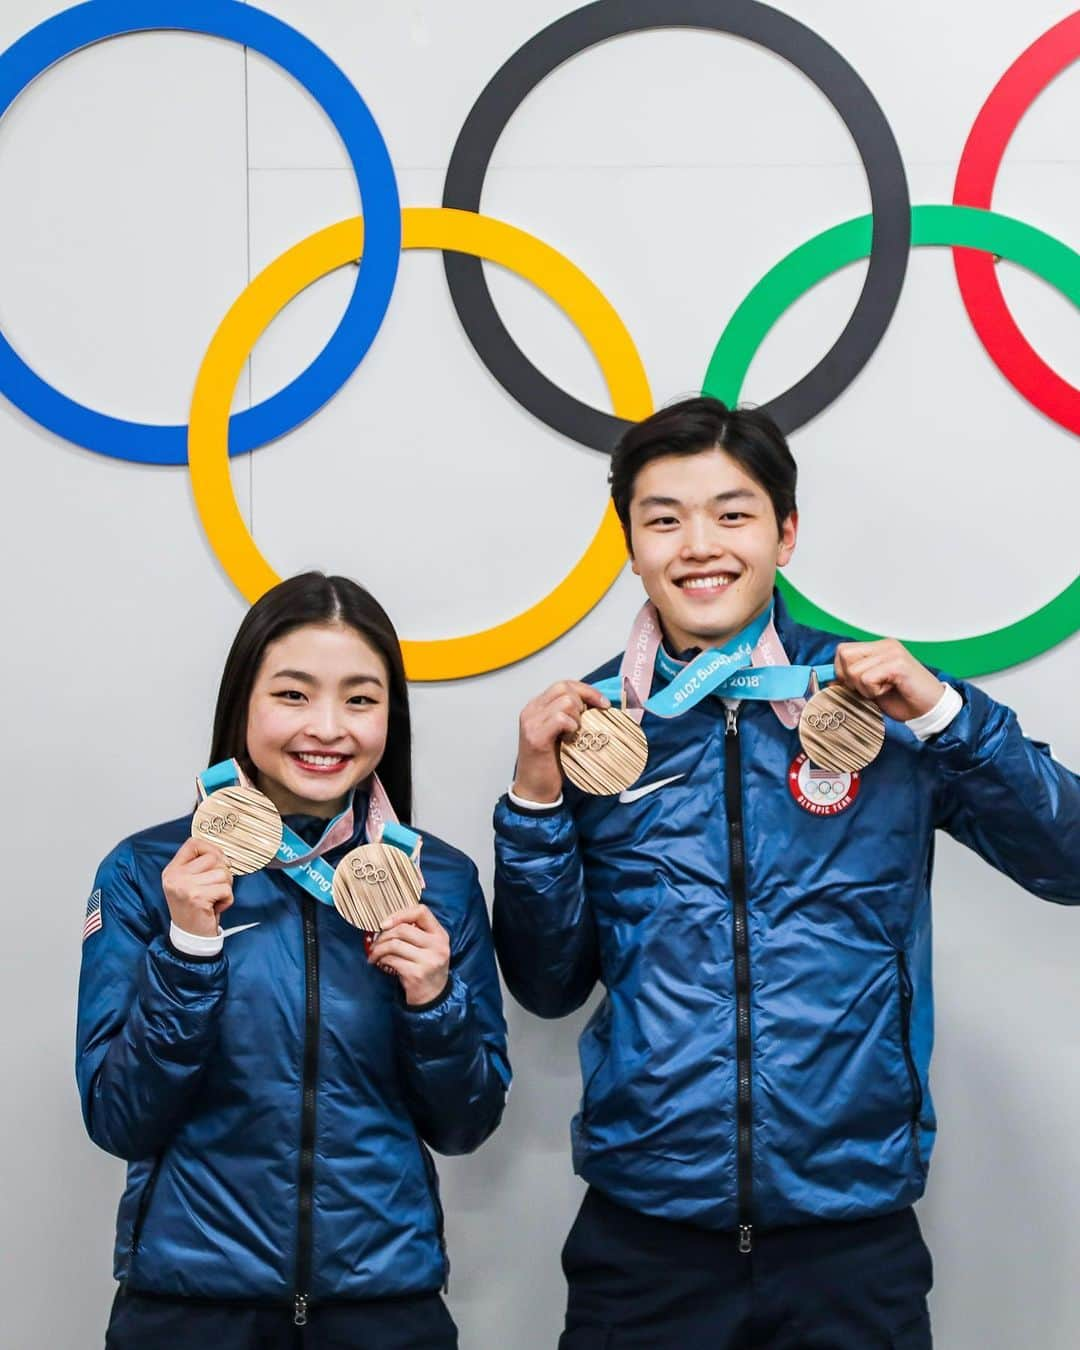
left=593, top=603, right=834, bottom=729
left=196, top=759, right=423, bottom=907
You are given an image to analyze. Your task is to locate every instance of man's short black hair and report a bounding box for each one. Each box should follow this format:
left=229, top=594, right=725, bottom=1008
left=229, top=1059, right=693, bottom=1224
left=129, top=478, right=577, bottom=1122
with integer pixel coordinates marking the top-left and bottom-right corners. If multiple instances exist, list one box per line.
left=609, top=396, right=797, bottom=547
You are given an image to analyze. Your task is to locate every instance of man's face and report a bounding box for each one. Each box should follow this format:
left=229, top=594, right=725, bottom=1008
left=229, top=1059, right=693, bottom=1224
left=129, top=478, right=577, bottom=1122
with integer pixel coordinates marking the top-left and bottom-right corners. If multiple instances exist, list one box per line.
left=627, top=447, right=797, bottom=654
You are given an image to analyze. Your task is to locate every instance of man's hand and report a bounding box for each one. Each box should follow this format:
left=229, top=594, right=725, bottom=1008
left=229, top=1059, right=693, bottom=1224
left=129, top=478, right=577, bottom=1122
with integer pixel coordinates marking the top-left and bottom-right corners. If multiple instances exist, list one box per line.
left=513, top=680, right=611, bottom=803
left=833, top=639, right=945, bottom=723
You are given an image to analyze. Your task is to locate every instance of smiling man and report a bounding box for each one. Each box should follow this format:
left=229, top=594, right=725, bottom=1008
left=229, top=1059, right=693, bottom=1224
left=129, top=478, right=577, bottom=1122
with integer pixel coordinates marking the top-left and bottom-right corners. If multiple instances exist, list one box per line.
left=492, top=396, right=1080, bottom=1349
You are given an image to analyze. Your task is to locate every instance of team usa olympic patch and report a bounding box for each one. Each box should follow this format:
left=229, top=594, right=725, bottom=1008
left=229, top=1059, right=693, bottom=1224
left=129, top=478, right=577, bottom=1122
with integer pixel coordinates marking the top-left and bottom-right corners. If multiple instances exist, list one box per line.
left=788, top=753, right=861, bottom=815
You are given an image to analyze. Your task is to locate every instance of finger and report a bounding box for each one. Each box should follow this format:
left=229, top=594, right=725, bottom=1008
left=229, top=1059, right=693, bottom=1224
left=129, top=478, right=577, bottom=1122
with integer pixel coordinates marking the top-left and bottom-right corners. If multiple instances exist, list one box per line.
left=377, top=905, right=426, bottom=931
left=838, top=656, right=898, bottom=700
left=373, top=955, right=421, bottom=980
left=170, top=837, right=205, bottom=866
left=186, top=846, right=230, bottom=874
left=367, top=937, right=439, bottom=964
left=370, top=924, right=440, bottom=957
left=839, top=643, right=900, bottom=677
left=379, top=905, right=440, bottom=935
left=407, top=904, right=442, bottom=936
left=194, top=883, right=234, bottom=907
left=212, top=894, right=234, bottom=918
left=186, top=865, right=232, bottom=888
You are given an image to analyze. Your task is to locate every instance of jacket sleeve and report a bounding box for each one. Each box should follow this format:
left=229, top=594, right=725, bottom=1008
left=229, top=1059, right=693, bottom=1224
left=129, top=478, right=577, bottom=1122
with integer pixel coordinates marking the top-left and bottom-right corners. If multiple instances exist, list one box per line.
left=393, top=864, right=510, bottom=1156
left=492, top=795, right=600, bottom=1018
left=75, top=843, right=228, bottom=1161
left=930, top=680, right=1080, bottom=903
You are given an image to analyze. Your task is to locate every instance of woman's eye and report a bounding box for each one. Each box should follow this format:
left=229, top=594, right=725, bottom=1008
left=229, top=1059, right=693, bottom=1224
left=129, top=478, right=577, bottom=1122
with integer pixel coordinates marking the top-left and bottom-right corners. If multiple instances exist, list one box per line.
left=273, top=690, right=306, bottom=702
left=348, top=695, right=377, bottom=707
left=648, top=515, right=678, bottom=527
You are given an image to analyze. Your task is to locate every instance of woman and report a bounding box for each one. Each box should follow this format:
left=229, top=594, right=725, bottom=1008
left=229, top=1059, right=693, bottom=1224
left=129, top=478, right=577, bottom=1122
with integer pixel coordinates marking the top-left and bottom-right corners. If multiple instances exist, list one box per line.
left=77, top=573, right=510, bottom=1348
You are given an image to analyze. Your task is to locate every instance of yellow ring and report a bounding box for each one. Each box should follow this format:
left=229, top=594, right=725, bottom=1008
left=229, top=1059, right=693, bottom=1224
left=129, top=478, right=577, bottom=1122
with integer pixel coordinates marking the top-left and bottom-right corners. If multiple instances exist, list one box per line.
left=188, top=206, right=653, bottom=680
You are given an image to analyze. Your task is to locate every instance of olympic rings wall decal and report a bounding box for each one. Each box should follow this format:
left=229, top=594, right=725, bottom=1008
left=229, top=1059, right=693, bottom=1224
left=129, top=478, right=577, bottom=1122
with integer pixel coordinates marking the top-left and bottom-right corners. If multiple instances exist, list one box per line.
left=442, top=0, right=911, bottom=447
left=0, top=1, right=1077, bottom=680
left=0, top=0, right=400, bottom=464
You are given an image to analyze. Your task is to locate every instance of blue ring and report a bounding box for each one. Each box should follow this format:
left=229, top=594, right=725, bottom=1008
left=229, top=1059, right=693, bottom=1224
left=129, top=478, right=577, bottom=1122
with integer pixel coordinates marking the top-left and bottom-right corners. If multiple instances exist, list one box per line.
left=0, top=0, right=400, bottom=464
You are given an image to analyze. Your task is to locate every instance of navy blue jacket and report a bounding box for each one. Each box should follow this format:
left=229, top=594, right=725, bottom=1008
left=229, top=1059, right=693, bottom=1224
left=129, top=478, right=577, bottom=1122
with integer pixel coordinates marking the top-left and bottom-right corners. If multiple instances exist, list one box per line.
left=493, top=594, right=1080, bottom=1234
left=77, top=802, right=509, bottom=1303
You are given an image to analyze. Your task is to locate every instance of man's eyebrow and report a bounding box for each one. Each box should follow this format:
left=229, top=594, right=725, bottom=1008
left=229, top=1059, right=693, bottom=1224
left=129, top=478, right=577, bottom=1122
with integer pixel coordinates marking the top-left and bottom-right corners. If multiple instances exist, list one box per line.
left=635, top=488, right=757, bottom=510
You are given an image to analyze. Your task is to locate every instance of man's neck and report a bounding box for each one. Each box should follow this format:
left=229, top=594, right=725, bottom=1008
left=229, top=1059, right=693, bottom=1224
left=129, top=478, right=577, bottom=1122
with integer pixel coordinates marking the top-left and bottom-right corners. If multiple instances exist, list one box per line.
left=655, top=596, right=773, bottom=660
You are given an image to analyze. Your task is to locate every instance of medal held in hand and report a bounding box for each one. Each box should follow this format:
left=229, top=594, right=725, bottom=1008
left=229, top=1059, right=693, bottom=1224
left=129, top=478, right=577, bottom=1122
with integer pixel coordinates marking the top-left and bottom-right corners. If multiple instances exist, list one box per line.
left=798, top=684, right=885, bottom=774
left=191, top=783, right=283, bottom=875
left=332, top=839, right=423, bottom=933
left=559, top=704, right=649, bottom=796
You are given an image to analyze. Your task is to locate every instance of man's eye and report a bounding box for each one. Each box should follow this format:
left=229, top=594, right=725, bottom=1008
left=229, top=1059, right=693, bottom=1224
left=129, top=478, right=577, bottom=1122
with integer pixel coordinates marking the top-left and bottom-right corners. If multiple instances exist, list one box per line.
left=648, top=516, right=678, bottom=527
left=720, top=512, right=748, bottom=523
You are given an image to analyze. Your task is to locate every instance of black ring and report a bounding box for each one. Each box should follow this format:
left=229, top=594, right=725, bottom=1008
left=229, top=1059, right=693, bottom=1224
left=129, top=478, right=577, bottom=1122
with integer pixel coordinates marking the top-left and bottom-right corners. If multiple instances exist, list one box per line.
left=442, top=0, right=910, bottom=448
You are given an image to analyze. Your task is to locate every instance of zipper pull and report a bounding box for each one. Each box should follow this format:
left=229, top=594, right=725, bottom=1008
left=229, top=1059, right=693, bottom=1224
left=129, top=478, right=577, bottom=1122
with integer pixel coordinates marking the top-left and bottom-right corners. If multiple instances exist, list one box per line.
left=738, top=1224, right=753, bottom=1254
left=294, top=1293, right=309, bottom=1327
left=726, top=705, right=739, bottom=735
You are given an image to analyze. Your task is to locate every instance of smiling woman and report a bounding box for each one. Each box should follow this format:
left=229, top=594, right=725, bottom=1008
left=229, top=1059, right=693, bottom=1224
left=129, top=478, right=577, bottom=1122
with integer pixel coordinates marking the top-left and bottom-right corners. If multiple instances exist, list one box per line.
left=76, top=572, right=510, bottom=1348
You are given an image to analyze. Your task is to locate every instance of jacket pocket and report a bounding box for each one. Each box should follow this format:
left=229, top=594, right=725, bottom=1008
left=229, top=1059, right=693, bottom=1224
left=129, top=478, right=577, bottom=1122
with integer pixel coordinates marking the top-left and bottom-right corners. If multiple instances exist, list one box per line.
left=417, top=1138, right=450, bottom=1292
left=125, top=1155, right=163, bottom=1283
left=895, top=952, right=924, bottom=1133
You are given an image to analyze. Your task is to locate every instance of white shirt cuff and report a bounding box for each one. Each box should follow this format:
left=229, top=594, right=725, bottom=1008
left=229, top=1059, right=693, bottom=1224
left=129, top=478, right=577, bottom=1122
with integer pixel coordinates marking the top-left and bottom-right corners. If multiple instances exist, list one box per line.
left=169, top=922, right=224, bottom=957
left=507, top=785, right=564, bottom=811
left=905, top=683, right=963, bottom=742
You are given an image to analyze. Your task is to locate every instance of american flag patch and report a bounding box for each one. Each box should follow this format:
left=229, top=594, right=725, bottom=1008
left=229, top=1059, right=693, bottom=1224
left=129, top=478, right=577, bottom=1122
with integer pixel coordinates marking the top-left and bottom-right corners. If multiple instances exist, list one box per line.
left=83, top=889, right=103, bottom=942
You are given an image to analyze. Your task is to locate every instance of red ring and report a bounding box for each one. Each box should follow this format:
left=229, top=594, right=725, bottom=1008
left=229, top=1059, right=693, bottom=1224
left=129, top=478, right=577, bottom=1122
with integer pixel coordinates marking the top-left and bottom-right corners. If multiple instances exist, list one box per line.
left=953, top=12, right=1080, bottom=434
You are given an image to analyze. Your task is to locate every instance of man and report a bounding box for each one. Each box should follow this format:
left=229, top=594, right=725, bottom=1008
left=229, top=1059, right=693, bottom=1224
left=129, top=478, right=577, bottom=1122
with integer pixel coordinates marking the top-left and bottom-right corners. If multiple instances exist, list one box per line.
left=493, top=396, right=1080, bottom=1348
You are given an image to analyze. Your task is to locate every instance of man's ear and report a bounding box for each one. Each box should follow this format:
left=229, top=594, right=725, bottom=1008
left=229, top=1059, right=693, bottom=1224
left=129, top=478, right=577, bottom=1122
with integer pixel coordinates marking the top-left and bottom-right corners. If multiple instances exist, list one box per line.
left=777, top=509, right=798, bottom=568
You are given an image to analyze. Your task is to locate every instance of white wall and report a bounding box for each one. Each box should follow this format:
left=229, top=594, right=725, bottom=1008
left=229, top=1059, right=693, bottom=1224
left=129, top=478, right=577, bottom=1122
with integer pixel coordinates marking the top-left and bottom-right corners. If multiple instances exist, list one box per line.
left=1, top=2, right=1078, bottom=1346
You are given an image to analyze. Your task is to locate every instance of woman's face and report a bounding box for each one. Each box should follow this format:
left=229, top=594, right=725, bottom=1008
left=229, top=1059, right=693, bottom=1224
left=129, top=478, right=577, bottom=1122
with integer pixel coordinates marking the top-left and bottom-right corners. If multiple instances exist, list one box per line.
left=245, top=622, right=390, bottom=818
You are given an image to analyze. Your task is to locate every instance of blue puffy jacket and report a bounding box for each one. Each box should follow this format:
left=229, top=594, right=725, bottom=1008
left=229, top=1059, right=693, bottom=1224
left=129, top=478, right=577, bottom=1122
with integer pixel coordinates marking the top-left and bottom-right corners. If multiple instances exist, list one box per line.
left=77, top=800, right=509, bottom=1311
left=493, top=593, right=1080, bottom=1242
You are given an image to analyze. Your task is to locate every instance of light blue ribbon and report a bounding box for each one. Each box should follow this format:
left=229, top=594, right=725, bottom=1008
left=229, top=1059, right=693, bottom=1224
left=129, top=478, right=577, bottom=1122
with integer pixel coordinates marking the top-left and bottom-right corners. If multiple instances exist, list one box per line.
left=594, top=607, right=834, bottom=716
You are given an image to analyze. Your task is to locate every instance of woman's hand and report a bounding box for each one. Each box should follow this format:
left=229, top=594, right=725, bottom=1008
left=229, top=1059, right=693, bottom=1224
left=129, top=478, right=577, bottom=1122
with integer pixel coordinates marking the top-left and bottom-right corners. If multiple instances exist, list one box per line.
left=161, top=837, right=234, bottom=938
left=367, top=904, right=451, bottom=1006
left=512, top=680, right=611, bottom=803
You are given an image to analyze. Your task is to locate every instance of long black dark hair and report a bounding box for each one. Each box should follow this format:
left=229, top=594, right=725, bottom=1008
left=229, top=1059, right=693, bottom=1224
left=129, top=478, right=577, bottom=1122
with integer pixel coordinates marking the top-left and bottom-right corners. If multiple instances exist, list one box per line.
left=208, top=573, right=412, bottom=823
left=609, top=396, right=797, bottom=544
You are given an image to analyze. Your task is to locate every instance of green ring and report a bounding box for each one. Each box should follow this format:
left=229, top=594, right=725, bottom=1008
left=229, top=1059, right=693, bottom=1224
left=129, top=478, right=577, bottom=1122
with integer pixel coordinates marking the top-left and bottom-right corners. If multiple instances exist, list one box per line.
left=703, top=204, right=1080, bottom=676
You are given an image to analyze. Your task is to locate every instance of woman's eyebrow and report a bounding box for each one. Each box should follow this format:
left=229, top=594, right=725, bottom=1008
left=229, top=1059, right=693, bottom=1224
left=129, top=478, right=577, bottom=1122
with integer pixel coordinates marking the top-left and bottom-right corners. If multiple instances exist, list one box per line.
left=270, top=668, right=384, bottom=689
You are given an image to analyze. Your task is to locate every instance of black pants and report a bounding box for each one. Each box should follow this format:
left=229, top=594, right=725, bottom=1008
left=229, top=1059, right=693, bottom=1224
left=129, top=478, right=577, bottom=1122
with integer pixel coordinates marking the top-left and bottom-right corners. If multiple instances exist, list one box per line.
left=105, top=1287, right=457, bottom=1350
left=560, top=1188, right=933, bottom=1349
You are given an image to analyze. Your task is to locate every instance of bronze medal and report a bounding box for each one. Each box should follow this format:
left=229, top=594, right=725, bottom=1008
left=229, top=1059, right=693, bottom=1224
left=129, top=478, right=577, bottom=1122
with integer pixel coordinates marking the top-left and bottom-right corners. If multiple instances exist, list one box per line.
left=559, top=706, right=649, bottom=796
left=191, top=784, right=283, bottom=875
left=798, top=685, right=885, bottom=774
left=332, top=842, right=423, bottom=933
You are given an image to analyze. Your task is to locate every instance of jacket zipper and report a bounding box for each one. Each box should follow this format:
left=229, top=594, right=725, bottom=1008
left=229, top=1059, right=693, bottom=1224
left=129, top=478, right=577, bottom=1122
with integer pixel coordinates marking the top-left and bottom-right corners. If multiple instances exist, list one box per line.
left=294, top=896, right=320, bottom=1327
left=896, top=951, right=923, bottom=1128
left=724, top=705, right=754, bottom=1255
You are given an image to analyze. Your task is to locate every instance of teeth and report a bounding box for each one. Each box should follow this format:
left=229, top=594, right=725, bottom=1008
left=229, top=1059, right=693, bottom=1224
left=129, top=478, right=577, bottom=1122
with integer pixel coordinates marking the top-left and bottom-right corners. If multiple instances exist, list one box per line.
left=296, top=753, right=345, bottom=767
left=681, top=575, right=734, bottom=590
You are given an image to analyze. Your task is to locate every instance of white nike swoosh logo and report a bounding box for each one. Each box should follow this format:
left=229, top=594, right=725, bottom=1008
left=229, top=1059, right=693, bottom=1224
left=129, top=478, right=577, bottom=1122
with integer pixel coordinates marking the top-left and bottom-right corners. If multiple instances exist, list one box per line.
left=618, top=774, right=685, bottom=804
left=221, top=922, right=261, bottom=939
